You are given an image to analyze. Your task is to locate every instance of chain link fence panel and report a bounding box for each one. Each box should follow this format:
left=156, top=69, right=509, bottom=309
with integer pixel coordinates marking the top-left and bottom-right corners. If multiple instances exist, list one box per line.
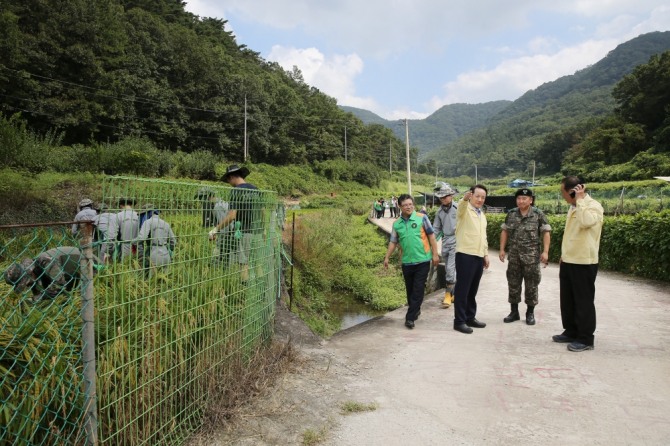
left=1, top=176, right=284, bottom=445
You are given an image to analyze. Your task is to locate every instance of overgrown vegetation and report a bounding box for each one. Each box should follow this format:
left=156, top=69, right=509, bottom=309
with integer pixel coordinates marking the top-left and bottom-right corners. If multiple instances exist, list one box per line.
left=289, top=209, right=405, bottom=337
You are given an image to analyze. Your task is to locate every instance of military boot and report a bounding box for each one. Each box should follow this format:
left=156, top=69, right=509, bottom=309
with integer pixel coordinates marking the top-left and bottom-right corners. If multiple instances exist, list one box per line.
left=526, top=305, right=536, bottom=325
left=504, top=303, right=520, bottom=323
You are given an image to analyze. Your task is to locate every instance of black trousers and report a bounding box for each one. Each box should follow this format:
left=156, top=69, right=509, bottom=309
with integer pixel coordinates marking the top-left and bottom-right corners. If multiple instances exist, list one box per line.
left=402, top=261, right=430, bottom=322
left=454, top=252, right=484, bottom=325
left=559, top=262, right=598, bottom=345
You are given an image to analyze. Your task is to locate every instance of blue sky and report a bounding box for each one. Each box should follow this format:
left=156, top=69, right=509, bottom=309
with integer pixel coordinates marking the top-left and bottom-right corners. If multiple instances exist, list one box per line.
left=184, top=1, right=670, bottom=120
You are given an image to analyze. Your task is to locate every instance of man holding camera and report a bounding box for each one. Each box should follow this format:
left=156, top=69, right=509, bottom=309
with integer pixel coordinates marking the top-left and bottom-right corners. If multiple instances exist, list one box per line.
left=553, top=176, right=604, bottom=352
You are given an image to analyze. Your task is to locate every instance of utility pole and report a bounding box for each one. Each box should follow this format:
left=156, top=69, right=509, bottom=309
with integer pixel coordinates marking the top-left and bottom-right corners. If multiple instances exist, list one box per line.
left=403, top=119, right=412, bottom=195
left=532, top=160, right=536, bottom=185
left=344, top=125, right=348, bottom=161
left=243, top=95, right=248, bottom=162
left=389, top=137, right=392, bottom=174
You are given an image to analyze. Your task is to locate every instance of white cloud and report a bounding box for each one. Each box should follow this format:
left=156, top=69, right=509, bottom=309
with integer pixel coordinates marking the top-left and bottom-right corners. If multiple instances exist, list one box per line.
left=267, top=45, right=381, bottom=109
left=193, top=0, right=539, bottom=57
left=429, top=38, right=617, bottom=107
left=184, top=1, right=670, bottom=118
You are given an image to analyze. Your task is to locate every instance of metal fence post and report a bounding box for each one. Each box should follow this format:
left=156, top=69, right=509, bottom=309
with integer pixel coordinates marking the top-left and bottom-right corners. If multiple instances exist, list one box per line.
left=80, top=222, right=98, bottom=445
left=289, top=212, right=295, bottom=310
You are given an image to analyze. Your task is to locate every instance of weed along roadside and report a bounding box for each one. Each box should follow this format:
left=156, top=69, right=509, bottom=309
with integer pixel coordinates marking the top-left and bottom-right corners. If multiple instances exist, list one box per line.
left=283, top=208, right=406, bottom=337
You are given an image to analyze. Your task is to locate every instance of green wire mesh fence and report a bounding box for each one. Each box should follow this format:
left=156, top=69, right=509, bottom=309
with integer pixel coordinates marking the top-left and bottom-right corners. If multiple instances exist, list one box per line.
left=1, top=176, right=284, bottom=445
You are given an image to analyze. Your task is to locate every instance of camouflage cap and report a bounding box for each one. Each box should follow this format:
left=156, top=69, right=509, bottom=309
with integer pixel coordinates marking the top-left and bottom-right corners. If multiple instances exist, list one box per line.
left=434, top=185, right=456, bottom=198
left=79, top=198, right=94, bottom=208
left=4, top=258, right=35, bottom=292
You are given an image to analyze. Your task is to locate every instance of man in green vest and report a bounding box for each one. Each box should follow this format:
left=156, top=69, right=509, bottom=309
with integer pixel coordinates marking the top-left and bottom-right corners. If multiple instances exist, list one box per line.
left=384, top=194, right=440, bottom=329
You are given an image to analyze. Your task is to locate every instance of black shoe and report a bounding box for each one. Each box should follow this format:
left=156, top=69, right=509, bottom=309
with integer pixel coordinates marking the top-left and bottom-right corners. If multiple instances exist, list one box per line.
left=405, top=320, right=415, bottom=329
left=454, top=323, right=473, bottom=334
left=526, top=312, right=536, bottom=325
left=504, top=311, right=520, bottom=323
left=552, top=334, right=575, bottom=343
left=465, top=318, right=486, bottom=328
left=416, top=310, right=421, bottom=320
left=567, top=341, right=594, bottom=352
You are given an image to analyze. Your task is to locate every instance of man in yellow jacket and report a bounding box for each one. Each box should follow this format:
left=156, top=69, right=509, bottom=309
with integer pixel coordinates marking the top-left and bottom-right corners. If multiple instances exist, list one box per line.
left=552, top=176, right=604, bottom=352
left=453, top=185, right=490, bottom=334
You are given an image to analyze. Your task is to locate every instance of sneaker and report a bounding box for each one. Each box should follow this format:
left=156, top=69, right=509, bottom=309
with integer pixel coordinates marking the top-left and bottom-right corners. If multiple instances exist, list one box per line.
left=405, top=320, right=415, bottom=329
left=567, top=341, right=594, bottom=352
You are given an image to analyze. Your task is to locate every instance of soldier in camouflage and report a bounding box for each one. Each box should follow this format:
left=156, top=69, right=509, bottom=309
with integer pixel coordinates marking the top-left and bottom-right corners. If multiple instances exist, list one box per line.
left=499, top=188, right=551, bottom=325
left=4, top=247, right=100, bottom=302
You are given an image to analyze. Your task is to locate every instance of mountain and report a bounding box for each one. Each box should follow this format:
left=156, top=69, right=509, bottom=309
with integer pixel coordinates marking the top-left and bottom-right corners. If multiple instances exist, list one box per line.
left=341, top=101, right=511, bottom=155
left=340, top=106, right=389, bottom=126
left=343, top=32, right=670, bottom=176
left=425, top=31, right=670, bottom=177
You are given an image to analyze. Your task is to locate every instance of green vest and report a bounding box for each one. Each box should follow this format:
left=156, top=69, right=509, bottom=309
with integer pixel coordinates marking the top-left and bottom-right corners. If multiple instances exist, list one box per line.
left=393, top=212, right=432, bottom=264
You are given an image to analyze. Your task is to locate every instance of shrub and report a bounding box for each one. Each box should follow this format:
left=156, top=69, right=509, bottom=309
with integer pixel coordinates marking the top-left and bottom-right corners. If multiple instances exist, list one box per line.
left=98, top=137, right=162, bottom=176
left=173, top=150, right=219, bottom=180
left=0, top=113, right=62, bottom=173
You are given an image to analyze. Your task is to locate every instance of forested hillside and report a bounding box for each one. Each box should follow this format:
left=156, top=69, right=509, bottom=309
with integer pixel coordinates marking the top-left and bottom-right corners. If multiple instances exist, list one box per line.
left=341, top=101, right=511, bottom=154
left=426, top=31, right=670, bottom=180
left=1, top=1, right=668, bottom=183
left=0, top=0, right=411, bottom=172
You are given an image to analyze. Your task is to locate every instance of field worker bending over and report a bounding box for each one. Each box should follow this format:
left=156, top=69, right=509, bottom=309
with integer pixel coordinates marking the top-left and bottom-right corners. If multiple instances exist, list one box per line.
left=4, top=247, right=99, bottom=302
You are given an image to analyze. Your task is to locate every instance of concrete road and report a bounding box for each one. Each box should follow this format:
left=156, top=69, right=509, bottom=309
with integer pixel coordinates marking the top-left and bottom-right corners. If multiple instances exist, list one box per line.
left=322, top=218, right=670, bottom=445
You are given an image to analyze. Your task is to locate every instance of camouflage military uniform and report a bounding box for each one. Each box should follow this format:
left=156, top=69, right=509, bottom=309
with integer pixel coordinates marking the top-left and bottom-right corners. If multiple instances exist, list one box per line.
left=4, top=247, right=92, bottom=301
left=501, top=207, right=551, bottom=306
